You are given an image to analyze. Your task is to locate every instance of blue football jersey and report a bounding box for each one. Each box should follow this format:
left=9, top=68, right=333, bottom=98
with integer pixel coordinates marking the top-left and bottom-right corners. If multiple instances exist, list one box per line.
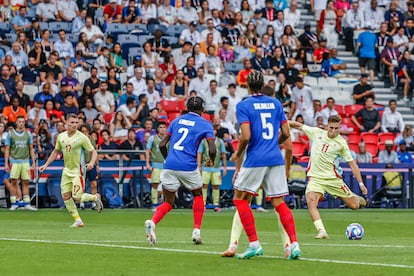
left=164, top=112, right=215, bottom=171
left=236, top=95, right=286, bottom=167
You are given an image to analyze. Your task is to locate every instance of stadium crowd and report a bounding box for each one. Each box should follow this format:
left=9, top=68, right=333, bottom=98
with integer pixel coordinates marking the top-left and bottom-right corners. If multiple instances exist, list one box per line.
left=0, top=0, right=414, bottom=167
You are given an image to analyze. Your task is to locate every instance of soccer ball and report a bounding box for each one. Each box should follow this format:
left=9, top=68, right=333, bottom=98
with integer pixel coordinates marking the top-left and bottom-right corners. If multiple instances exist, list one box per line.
left=345, top=223, right=364, bottom=240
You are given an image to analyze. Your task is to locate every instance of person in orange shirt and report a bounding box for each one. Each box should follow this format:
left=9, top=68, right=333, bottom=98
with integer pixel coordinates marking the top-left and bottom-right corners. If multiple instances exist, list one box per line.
left=2, top=96, right=27, bottom=123
left=236, top=58, right=254, bottom=88
left=200, top=33, right=218, bottom=56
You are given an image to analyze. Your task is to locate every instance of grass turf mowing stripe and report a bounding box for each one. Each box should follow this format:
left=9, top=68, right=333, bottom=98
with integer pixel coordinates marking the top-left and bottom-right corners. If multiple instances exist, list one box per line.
left=1, top=237, right=413, bottom=269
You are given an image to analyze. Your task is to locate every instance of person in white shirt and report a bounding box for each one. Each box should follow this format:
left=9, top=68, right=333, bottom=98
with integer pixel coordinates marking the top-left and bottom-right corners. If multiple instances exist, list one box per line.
left=36, top=0, right=58, bottom=22
left=127, top=55, right=147, bottom=79
left=248, top=0, right=266, bottom=11
left=226, top=83, right=241, bottom=115
left=58, top=0, right=79, bottom=22
left=158, top=0, right=178, bottom=26
left=188, top=67, right=210, bottom=97
left=171, top=41, right=193, bottom=69
left=344, top=1, right=365, bottom=51
left=359, top=0, right=371, bottom=12
left=94, top=47, right=110, bottom=77
left=208, top=0, right=224, bottom=11
left=179, top=21, right=201, bottom=45
left=219, top=96, right=237, bottom=127
left=144, top=79, right=161, bottom=109
left=117, top=97, right=138, bottom=118
left=94, top=81, right=115, bottom=113
left=283, top=0, right=301, bottom=29
left=80, top=17, right=105, bottom=49
left=364, top=0, right=384, bottom=31
left=218, top=108, right=238, bottom=139
left=381, top=99, right=405, bottom=133
left=200, top=18, right=223, bottom=45
left=393, top=27, right=409, bottom=53
left=139, top=0, right=158, bottom=24
left=177, top=0, right=199, bottom=25
left=289, top=76, right=314, bottom=126
left=319, top=97, right=339, bottom=125
left=28, top=99, right=47, bottom=128
left=128, top=67, right=148, bottom=97
left=203, top=80, right=221, bottom=114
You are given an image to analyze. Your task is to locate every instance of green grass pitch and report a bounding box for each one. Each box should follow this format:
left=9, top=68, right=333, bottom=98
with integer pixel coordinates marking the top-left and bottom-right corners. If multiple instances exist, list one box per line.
left=0, top=208, right=413, bottom=276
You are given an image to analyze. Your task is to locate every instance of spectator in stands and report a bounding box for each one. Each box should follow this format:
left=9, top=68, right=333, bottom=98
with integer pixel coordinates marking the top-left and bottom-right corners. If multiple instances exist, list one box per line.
left=81, top=97, right=98, bottom=124
left=135, top=94, right=150, bottom=124
left=312, top=99, right=322, bottom=126
left=357, top=27, right=377, bottom=86
left=109, top=111, right=131, bottom=141
left=200, top=33, right=218, bottom=56
left=107, top=67, right=122, bottom=100
left=54, top=81, right=78, bottom=110
left=290, top=75, right=314, bottom=125
left=250, top=46, right=271, bottom=74
left=84, top=67, right=100, bottom=94
left=364, top=0, right=384, bottom=31
left=81, top=16, right=105, bottom=49
left=0, top=64, right=16, bottom=95
left=91, top=118, right=105, bottom=145
left=260, top=33, right=275, bottom=59
left=322, top=48, right=347, bottom=78
left=351, top=96, right=381, bottom=133
left=298, top=21, right=318, bottom=51
left=405, top=1, right=414, bottom=19
left=221, top=0, right=235, bottom=21
left=218, top=108, right=238, bottom=139
left=58, top=0, right=79, bottom=22
left=205, top=45, right=224, bottom=75
left=14, top=80, right=30, bottom=111
left=312, top=36, right=329, bottom=64
left=55, top=30, right=75, bottom=66
left=60, top=94, right=79, bottom=119
left=17, top=31, right=31, bottom=54
left=203, top=80, right=221, bottom=114
left=320, top=97, right=338, bottom=124
left=99, top=129, right=119, bottom=160
left=311, top=0, right=328, bottom=36
left=2, top=96, right=27, bottom=123
left=62, top=66, right=82, bottom=96
left=269, top=47, right=285, bottom=75
left=122, top=0, right=141, bottom=24
left=12, top=6, right=31, bottom=33
left=20, top=56, right=39, bottom=84
left=139, top=0, right=158, bottom=24
left=119, top=128, right=144, bottom=161
left=109, top=42, right=126, bottom=73
left=394, top=124, right=414, bottom=149
left=37, top=119, right=54, bottom=159
left=236, top=58, right=253, bottom=88
left=72, top=9, right=87, bottom=34
left=171, top=41, right=192, bottom=70
left=177, top=0, right=199, bottom=25
left=201, top=18, right=222, bottom=45
left=211, top=9, right=223, bottom=29
left=118, top=96, right=139, bottom=122
left=219, top=96, right=237, bottom=126
left=0, top=82, right=10, bottom=113
left=28, top=39, right=46, bottom=68
left=136, top=118, right=156, bottom=143
left=170, top=69, right=188, bottom=100
left=381, top=99, right=405, bottom=133
left=281, top=57, right=300, bottom=85
left=384, top=1, right=404, bottom=27
left=283, top=0, right=300, bottom=28
left=94, top=47, right=109, bottom=77
left=94, top=81, right=115, bottom=114
left=353, top=73, right=375, bottom=105
left=379, top=140, right=399, bottom=163
left=217, top=40, right=234, bottom=64
left=284, top=25, right=301, bottom=51
left=128, top=67, right=147, bottom=97
left=356, top=142, right=373, bottom=163
left=343, top=0, right=364, bottom=51
left=144, top=79, right=161, bottom=110
left=45, top=99, right=64, bottom=123
left=34, top=82, right=53, bottom=105
left=182, top=56, right=197, bottom=82
left=158, top=0, right=178, bottom=27
left=5, top=41, right=28, bottom=71
left=212, top=116, right=231, bottom=144
left=154, top=69, right=166, bottom=99
left=290, top=114, right=307, bottom=143
left=159, top=54, right=177, bottom=86
left=397, top=140, right=412, bottom=163
left=234, top=34, right=252, bottom=62
left=221, top=18, right=241, bottom=46
left=262, top=0, right=277, bottom=23
left=36, top=0, right=59, bottom=22
left=319, top=0, right=340, bottom=49
left=188, top=67, right=210, bottom=98
left=393, top=26, right=409, bottom=54
left=0, top=0, right=13, bottom=23
left=77, top=32, right=97, bottom=58
left=148, top=30, right=172, bottom=59
left=103, top=0, right=122, bottom=25
left=381, top=37, right=400, bottom=88
left=179, top=20, right=201, bottom=46
left=192, top=43, right=207, bottom=70
left=126, top=55, right=146, bottom=80
left=142, top=41, right=159, bottom=79
left=40, top=29, right=54, bottom=58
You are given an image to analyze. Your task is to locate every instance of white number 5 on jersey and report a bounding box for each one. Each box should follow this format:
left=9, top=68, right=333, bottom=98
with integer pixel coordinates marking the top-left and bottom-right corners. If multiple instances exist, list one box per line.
left=260, top=113, right=274, bottom=140
left=173, top=127, right=189, bottom=151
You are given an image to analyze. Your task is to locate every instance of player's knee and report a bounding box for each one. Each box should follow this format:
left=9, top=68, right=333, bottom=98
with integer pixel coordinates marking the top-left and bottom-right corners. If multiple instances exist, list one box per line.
left=202, top=184, right=208, bottom=189
left=72, top=193, right=82, bottom=202
left=62, top=193, right=71, bottom=201
left=212, top=185, right=219, bottom=190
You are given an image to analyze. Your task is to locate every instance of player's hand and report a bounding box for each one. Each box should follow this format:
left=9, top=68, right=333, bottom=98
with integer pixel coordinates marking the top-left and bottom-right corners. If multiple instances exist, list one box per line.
left=30, top=164, right=35, bottom=172
left=145, top=164, right=152, bottom=170
left=360, top=184, right=368, bottom=196
left=223, top=167, right=227, bottom=176
left=86, top=163, right=94, bottom=171
left=38, top=165, right=46, bottom=173
left=230, top=152, right=238, bottom=163
left=4, top=164, right=9, bottom=172
left=204, top=159, right=214, bottom=167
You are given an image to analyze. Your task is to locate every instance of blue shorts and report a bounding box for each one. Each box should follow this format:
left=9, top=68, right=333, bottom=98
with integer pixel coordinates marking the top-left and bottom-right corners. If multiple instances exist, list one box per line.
left=0, top=172, right=10, bottom=184
left=86, top=167, right=98, bottom=182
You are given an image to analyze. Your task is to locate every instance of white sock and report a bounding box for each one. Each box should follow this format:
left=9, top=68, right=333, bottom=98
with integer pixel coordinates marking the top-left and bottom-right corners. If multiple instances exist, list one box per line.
left=229, top=210, right=243, bottom=248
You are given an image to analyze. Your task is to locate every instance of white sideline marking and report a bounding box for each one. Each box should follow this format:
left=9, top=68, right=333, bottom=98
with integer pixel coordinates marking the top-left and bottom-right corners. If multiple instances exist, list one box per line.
left=1, top=238, right=414, bottom=269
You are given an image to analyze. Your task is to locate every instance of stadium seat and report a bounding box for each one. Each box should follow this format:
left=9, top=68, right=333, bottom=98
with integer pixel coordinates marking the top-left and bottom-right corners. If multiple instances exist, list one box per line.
left=168, top=112, right=181, bottom=121
left=160, top=100, right=178, bottom=113
left=104, top=112, right=115, bottom=124
left=304, top=75, right=318, bottom=87
left=23, top=84, right=39, bottom=101
left=342, top=117, right=360, bottom=133
left=202, top=113, right=213, bottom=121
left=378, top=132, right=396, bottom=143
left=127, top=23, right=147, bottom=32
left=121, top=42, right=140, bottom=61
left=49, top=22, right=71, bottom=33
left=224, top=63, right=244, bottom=74
left=0, top=22, right=9, bottom=31
left=138, top=35, right=154, bottom=45
left=147, top=24, right=167, bottom=35
left=344, top=104, right=364, bottom=117
left=348, top=133, right=361, bottom=144
left=118, top=34, right=140, bottom=44
left=106, top=23, right=128, bottom=34
left=176, top=99, right=186, bottom=111
left=5, top=33, right=17, bottom=42
left=231, top=139, right=239, bottom=151
left=365, top=143, right=379, bottom=157
left=167, top=25, right=188, bottom=37
left=292, top=141, right=306, bottom=158
left=318, top=77, right=338, bottom=89
left=39, top=22, right=49, bottom=30
left=348, top=142, right=359, bottom=153
left=361, top=133, right=379, bottom=144
left=75, top=71, right=91, bottom=86
left=163, top=36, right=179, bottom=46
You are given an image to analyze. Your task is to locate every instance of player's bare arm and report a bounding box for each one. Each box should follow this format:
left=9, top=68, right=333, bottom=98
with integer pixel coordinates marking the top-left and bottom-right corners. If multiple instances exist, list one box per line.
left=205, top=139, right=217, bottom=167
left=232, top=123, right=250, bottom=163
left=288, top=120, right=304, bottom=130
left=348, top=160, right=368, bottom=196
left=222, top=153, right=227, bottom=176
left=86, top=149, right=98, bottom=171
left=145, top=148, right=152, bottom=170
left=159, top=135, right=171, bottom=159
left=283, top=136, right=293, bottom=178
left=29, top=143, right=36, bottom=171
left=278, top=123, right=290, bottom=145
left=39, top=149, right=61, bottom=173
left=4, top=145, right=10, bottom=172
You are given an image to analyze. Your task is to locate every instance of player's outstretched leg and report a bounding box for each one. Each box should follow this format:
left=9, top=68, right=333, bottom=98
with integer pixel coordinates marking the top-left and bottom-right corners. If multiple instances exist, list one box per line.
left=192, top=192, right=204, bottom=244
left=80, top=193, right=103, bottom=213
left=222, top=210, right=244, bottom=257
left=233, top=199, right=263, bottom=259
left=274, top=210, right=291, bottom=258
left=306, top=192, right=329, bottom=239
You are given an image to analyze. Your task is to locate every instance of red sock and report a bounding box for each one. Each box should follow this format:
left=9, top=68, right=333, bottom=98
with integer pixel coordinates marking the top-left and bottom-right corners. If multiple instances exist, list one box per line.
left=192, top=196, right=204, bottom=229
left=233, top=199, right=258, bottom=242
left=151, top=202, right=172, bottom=224
left=276, top=202, right=298, bottom=243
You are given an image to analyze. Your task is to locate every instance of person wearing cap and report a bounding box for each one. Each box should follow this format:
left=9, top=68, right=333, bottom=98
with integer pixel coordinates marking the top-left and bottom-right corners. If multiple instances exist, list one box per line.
left=298, top=21, right=318, bottom=51
left=290, top=75, right=314, bottom=125
left=179, top=20, right=201, bottom=45
left=177, top=0, right=199, bottom=26
left=378, top=140, right=399, bottom=163
left=126, top=55, right=147, bottom=80
left=103, top=0, right=122, bottom=25
left=344, top=1, right=365, bottom=51
left=351, top=95, right=381, bottom=133
left=352, top=73, right=374, bottom=104
left=122, top=0, right=142, bottom=24
left=284, top=0, right=301, bottom=29
left=158, top=0, right=178, bottom=27
left=397, top=140, right=412, bottom=163
left=380, top=37, right=400, bottom=87
left=381, top=99, right=405, bottom=133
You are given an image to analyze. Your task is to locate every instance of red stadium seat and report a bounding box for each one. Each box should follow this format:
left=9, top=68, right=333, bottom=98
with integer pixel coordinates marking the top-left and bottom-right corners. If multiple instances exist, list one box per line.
left=365, top=143, right=379, bottom=157
left=378, top=142, right=397, bottom=151
left=360, top=132, right=379, bottom=144
left=202, top=113, right=213, bottom=121
left=372, top=156, right=378, bottom=163
left=348, top=142, right=359, bottom=153
left=104, top=112, right=115, bottom=124
left=297, top=156, right=310, bottom=163
left=292, top=141, right=306, bottom=157
left=344, top=104, right=364, bottom=117
left=348, top=133, right=361, bottom=144
left=177, top=99, right=186, bottom=111
left=378, top=132, right=396, bottom=143
left=168, top=112, right=181, bottom=121
left=160, top=100, right=178, bottom=113
left=342, top=117, right=360, bottom=133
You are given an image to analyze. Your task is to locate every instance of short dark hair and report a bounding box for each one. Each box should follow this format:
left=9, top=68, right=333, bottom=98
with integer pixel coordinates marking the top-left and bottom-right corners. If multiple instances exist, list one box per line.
left=220, top=96, right=229, bottom=103
left=126, top=97, right=136, bottom=105
left=328, top=114, right=342, bottom=123
left=187, top=96, right=204, bottom=112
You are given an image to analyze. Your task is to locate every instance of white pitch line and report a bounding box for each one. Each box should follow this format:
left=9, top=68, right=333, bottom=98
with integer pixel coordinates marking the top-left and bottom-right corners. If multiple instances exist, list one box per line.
left=0, top=237, right=414, bottom=269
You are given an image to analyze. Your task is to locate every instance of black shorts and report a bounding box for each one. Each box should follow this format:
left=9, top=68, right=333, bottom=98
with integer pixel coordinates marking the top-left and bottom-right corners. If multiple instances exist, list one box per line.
left=358, top=57, right=376, bottom=70
left=86, top=167, right=98, bottom=182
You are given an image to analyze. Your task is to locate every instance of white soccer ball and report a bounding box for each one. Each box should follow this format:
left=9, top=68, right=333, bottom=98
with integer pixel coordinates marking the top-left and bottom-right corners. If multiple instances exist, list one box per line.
left=345, top=223, right=364, bottom=240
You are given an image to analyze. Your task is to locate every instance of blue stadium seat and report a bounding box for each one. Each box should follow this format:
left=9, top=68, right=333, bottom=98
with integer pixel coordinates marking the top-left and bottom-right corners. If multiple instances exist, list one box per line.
left=121, top=42, right=140, bottom=61
left=127, top=23, right=147, bottom=32
left=0, top=22, right=10, bottom=31
left=106, top=23, right=128, bottom=34
left=167, top=25, right=187, bottom=37
left=49, top=22, right=71, bottom=33
left=39, top=22, right=49, bottom=30
left=5, top=33, right=17, bottom=42
left=147, top=24, right=167, bottom=35
left=137, top=35, right=154, bottom=45
left=224, top=62, right=244, bottom=74
left=117, top=34, right=139, bottom=44
left=163, top=36, right=178, bottom=45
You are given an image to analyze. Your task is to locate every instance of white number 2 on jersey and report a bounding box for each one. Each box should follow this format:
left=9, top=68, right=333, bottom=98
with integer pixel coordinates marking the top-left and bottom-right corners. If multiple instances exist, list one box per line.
left=260, top=113, right=274, bottom=140
left=173, top=127, right=189, bottom=151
